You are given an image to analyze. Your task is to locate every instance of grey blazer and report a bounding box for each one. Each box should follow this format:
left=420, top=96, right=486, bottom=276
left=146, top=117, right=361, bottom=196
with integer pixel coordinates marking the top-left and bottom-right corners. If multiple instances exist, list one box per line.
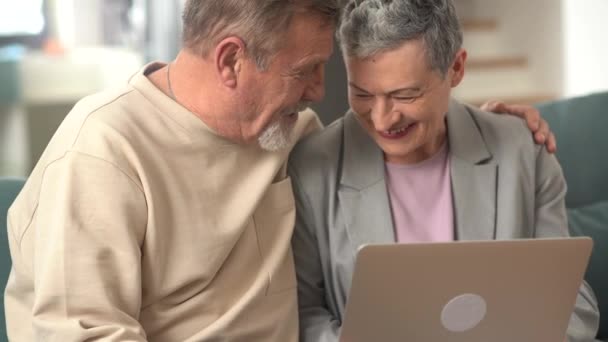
left=288, top=100, right=600, bottom=342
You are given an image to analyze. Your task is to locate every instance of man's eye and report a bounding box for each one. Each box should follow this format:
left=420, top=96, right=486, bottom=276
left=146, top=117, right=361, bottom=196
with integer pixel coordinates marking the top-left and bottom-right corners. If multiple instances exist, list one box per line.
left=355, top=94, right=372, bottom=99
left=293, top=66, right=316, bottom=79
left=293, top=72, right=308, bottom=81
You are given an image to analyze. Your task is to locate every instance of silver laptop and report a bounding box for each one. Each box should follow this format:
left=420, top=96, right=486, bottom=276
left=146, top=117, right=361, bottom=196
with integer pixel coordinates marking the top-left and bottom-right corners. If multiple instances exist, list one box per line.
left=340, top=237, right=593, bottom=342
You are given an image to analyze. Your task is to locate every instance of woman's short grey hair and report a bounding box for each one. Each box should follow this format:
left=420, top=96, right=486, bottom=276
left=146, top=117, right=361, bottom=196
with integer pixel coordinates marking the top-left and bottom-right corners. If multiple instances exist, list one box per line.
left=182, top=0, right=341, bottom=70
left=338, top=0, right=462, bottom=76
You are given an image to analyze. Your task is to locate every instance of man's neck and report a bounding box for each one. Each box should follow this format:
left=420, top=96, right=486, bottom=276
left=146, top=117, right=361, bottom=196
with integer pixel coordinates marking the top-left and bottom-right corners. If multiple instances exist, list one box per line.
left=146, top=52, right=250, bottom=144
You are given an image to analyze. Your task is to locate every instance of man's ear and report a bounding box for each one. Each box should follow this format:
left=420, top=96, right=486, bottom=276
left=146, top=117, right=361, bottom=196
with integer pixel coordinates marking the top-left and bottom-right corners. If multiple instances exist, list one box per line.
left=214, top=37, right=246, bottom=88
left=449, top=48, right=467, bottom=88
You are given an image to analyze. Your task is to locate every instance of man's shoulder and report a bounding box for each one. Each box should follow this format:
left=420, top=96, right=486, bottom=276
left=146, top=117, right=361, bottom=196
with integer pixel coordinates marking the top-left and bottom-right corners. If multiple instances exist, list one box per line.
left=65, top=86, right=143, bottom=146
left=67, top=82, right=135, bottom=118
left=75, top=83, right=152, bottom=132
left=28, top=84, right=149, bottom=178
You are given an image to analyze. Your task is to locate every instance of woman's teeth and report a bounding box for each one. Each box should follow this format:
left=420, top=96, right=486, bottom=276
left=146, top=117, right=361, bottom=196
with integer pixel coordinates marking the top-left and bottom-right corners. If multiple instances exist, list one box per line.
left=385, top=124, right=412, bottom=135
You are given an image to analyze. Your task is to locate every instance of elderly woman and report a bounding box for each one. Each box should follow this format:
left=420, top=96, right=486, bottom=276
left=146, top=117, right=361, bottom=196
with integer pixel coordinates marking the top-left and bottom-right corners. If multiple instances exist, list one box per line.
left=288, top=0, right=600, bottom=341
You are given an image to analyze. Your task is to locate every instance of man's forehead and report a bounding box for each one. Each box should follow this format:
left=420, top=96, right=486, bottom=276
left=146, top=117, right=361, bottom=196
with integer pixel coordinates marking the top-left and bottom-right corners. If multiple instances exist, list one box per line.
left=287, top=9, right=336, bottom=36
left=281, top=21, right=335, bottom=60
left=294, top=51, right=334, bottom=69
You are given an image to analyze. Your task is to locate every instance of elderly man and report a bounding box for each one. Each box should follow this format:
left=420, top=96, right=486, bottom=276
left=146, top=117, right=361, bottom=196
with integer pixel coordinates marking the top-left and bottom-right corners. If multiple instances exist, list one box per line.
left=289, top=0, right=599, bottom=341
left=5, top=0, right=556, bottom=341
left=6, top=1, right=337, bottom=341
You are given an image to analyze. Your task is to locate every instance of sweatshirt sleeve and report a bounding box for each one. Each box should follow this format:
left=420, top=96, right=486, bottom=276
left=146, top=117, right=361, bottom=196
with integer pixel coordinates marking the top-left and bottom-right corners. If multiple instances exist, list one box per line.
left=24, top=151, right=148, bottom=341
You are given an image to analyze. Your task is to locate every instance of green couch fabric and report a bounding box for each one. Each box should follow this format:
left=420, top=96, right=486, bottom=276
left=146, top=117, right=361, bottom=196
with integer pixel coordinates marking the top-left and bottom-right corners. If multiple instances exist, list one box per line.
left=0, top=177, right=25, bottom=341
left=538, top=92, right=608, bottom=340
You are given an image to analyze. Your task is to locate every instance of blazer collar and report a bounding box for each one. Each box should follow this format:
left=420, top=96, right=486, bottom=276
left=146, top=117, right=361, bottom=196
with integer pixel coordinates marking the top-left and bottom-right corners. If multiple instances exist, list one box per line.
left=338, top=100, right=498, bottom=246
left=446, top=99, right=492, bottom=164
left=339, top=111, right=395, bottom=248
left=447, top=99, right=498, bottom=241
left=339, top=100, right=494, bottom=189
left=340, top=111, right=386, bottom=190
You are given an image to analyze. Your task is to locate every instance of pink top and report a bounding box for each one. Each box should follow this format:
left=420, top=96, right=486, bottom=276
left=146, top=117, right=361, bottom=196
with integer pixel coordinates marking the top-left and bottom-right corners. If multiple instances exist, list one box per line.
left=385, top=143, right=454, bottom=243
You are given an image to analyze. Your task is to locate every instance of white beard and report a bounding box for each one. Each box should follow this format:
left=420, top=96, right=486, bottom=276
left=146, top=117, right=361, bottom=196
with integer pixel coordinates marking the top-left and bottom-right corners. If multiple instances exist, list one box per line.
left=257, top=103, right=308, bottom=152
left=257, top=119, right=294, bottom=152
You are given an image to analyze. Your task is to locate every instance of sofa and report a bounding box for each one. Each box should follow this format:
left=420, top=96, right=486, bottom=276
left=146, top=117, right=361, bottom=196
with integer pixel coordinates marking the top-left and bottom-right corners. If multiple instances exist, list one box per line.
left=537, top=91, right=608, bottom=340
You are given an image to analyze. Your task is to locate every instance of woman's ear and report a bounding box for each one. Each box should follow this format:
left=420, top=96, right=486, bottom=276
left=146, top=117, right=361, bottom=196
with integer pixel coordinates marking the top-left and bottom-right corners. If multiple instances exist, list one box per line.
left=450, top=48, right=467, bottom=88
left=214, top=37, right=247, bottom=88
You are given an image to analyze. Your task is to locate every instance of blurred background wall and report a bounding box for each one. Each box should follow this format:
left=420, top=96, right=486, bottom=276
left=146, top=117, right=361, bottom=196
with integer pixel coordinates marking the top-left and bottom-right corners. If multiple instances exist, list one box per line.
left=0, top=0, right=607, bottom=178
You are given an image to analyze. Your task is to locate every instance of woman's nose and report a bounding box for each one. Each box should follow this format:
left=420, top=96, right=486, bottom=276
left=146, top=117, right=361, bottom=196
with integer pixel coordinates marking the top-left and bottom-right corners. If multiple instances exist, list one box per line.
left=371, top=99, right=398, bottom=131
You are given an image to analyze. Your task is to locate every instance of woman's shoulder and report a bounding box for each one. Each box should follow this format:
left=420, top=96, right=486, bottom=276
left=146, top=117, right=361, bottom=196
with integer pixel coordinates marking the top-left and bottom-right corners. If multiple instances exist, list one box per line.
left=447, top=100, right=546, bottom=171
left=290, top=112, right=348, bottom=164
left=463, top=103, right=539, bottom=155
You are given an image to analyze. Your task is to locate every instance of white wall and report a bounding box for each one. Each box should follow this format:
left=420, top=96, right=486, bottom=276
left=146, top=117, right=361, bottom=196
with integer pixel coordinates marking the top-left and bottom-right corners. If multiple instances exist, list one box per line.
left=456, top=0, right=564, bottom=100
left=563, top=0, right=608, bottom=96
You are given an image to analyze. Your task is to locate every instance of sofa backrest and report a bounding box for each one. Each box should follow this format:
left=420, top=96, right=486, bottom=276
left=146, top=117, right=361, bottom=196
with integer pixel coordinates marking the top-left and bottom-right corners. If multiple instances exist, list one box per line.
left=0, top=177, right=25, bottom=340
left=538, top=91, right=608, bottom=339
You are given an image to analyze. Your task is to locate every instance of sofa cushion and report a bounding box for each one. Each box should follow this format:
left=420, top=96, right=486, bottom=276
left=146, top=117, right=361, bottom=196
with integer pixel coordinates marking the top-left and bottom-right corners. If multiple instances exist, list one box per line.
left=568, top=201, right=608, bottom=339
left=538, top=92, right=608, bottom=339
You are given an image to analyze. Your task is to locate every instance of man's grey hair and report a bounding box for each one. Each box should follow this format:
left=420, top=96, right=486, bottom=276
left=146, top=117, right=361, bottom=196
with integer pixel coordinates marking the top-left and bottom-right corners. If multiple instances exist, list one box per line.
left=182, top=0, right=341, bottom=70
left=338, top=0, right=462, bottom=76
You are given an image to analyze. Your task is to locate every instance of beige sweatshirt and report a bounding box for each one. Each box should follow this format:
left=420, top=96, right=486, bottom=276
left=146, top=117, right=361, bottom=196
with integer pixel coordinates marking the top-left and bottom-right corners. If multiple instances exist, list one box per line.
left=5, top=63, right=321, bottom=341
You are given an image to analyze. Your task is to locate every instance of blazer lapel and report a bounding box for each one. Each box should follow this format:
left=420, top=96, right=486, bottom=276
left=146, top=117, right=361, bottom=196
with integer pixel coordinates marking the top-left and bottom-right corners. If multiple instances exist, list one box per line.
left=338, top=112, right=395, bottom=251
left=447, top=100, right=498, bottom=241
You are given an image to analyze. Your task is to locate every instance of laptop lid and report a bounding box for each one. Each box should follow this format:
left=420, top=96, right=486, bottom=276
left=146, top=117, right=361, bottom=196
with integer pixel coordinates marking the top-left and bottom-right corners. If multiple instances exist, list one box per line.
left=340, top=237, right=593, bottom=342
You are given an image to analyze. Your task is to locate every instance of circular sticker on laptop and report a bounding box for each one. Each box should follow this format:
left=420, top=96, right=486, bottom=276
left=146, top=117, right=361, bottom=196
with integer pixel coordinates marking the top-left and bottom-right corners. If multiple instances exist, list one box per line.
left=440, top=293, right=487, bottom=332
